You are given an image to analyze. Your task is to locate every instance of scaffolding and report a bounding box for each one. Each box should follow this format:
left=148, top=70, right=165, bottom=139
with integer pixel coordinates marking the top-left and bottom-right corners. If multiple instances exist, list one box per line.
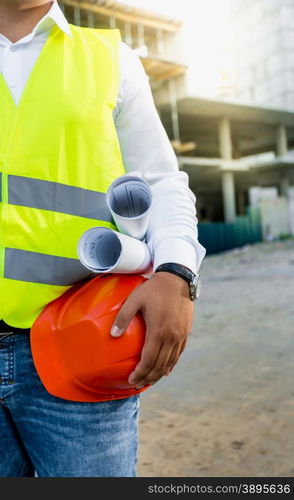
left=60, top=0, right=186, bottom=80
left=60, top=0, right=189, bottom=153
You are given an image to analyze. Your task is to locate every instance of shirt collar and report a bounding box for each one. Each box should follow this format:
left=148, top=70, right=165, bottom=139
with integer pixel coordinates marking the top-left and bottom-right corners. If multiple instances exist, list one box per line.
left=34, top=1, right=72, bottom=37
left=0, top=1, right=72, bottom=46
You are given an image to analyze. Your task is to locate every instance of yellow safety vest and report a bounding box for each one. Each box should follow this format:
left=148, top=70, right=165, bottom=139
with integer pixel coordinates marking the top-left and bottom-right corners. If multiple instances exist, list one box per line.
left=0, top=25, right=125, bottom=328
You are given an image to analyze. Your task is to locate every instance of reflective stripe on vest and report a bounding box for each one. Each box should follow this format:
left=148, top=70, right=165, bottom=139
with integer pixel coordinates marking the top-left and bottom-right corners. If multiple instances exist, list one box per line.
left=4, top=248, right=92, bottom=286
left=0, top=25, right=125, bottom=327
left=8, top=175, right=112, bottom=221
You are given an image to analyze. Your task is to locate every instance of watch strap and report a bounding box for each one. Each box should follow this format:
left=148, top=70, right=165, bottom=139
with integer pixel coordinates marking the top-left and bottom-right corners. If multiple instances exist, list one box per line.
left=155, top=262, right=195, bottom=286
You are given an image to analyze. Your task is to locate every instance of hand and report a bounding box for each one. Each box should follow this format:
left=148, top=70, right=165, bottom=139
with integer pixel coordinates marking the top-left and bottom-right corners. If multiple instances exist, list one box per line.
left=110, top=272, right=194, bottom=387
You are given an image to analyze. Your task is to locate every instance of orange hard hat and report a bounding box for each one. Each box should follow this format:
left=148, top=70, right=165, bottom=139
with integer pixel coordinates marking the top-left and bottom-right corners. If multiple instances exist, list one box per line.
left=31, top=274, right=149, bottom=402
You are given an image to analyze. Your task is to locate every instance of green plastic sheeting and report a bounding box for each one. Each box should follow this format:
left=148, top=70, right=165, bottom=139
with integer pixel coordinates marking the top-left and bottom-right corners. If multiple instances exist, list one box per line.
left=198, top=207, right=262, bottom=255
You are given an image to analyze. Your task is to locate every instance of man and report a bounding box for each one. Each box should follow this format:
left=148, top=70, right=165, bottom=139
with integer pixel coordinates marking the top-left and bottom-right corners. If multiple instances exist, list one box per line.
left=0, top=0, right=205, bottom=477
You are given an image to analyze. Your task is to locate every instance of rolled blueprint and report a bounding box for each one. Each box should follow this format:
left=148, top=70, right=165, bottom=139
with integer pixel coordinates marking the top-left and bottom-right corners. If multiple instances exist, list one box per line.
left=106, top=175, right=152, bottom=240
left=78, top=227, right=152, bottom=274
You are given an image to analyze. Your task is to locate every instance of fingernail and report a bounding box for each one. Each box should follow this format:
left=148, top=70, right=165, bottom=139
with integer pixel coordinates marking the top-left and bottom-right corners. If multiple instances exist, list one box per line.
left=136, top=385, right=145, bottom=390
left=110, top=325, right=122, bottom=337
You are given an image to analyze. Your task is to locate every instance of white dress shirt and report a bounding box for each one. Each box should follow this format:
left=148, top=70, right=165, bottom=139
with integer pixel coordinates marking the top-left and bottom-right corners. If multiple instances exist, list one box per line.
left=0, top=0, right=205, bottom=273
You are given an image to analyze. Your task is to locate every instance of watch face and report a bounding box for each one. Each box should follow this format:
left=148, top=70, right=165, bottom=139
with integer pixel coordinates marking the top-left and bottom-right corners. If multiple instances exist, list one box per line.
left=190, top=275, right=200, bottom=301
left=195, top=276, right=201, bottom=299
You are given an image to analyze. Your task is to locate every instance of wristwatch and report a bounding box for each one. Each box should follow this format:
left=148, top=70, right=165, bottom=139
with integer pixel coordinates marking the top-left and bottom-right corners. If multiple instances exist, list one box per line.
left=155, top=263, right=201, bottom=301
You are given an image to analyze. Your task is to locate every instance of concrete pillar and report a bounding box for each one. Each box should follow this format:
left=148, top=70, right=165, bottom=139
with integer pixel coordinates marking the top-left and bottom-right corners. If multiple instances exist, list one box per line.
left=124, top=22, right=133, bottom=47
left=218, top=117, right=237, bottom=222
left=222, top=172, right=237, bottom=222
left=137, top=24, right=145, bottom=47
left=156, top=29, right=165, bottom=53
left=276, top=125, right=290, bottom=199
left=73, top=6, right=81, bottom=26
left=168, top=78, right=181, bottom=143
left=218, top=117, right=233, bottom=160
left=87, top=10, right=95, bottom=28
left=276, top=124, right=288, bottom=157
left=109, top=16, right=116, bottom=29
left=280, top=176, right=290, bottom=199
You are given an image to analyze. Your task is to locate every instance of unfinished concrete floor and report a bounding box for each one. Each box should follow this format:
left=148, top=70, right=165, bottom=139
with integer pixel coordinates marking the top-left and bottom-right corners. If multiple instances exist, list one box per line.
left=138, top=240, right=294, bottom=477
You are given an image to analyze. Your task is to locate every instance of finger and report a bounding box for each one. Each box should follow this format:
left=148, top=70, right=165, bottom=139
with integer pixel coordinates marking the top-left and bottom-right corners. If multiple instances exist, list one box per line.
left=135, top=342, right=176, bottom=386
left=128, top=337, right=162, bottom=385
left=111, top=293, right=140, bottom=337
left=149, top=341, right=182, bottom=382
left=166, top=339, right=187, bottom=375
left=166, top=342, right=182, bottom=370
left=132, top=344, right=173, bottom=386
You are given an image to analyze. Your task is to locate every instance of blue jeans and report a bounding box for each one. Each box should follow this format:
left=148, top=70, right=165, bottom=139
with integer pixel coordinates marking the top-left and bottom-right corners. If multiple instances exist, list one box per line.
left=0, top=333, right=140, bottom=477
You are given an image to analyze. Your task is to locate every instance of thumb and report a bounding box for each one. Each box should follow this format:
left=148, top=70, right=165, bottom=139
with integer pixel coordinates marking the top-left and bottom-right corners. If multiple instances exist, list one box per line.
left=110, top=294, right=140, bottom=337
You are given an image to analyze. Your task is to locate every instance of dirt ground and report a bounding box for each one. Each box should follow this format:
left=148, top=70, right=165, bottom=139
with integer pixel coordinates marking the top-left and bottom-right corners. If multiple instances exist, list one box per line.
left=138, top=240, right=294, bottom=477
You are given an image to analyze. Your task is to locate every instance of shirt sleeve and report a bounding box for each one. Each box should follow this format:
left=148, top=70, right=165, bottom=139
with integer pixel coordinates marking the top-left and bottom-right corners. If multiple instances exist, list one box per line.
left=113, top=42, right=206, bottom=273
